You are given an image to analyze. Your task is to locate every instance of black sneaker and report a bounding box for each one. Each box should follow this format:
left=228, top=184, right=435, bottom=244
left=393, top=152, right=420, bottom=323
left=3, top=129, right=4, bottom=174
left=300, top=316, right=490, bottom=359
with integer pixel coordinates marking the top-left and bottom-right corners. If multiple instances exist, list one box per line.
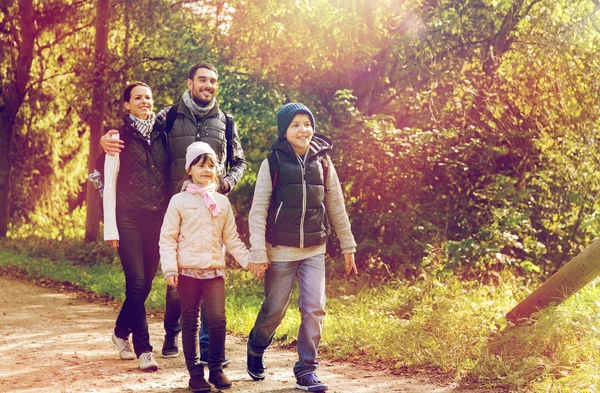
left=199, top=351, right=232, bottom=368
left=161, top=335, right=179, bottom=358
left=295, top=373, right=328, bottom=392
left=246, top=352, right=266, bottom=381
left=188, top=375, right=211, bottom=392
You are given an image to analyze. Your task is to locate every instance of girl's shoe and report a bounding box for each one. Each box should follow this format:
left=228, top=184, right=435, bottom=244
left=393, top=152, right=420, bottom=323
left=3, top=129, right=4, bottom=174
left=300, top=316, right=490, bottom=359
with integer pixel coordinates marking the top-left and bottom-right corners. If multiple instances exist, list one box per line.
left=188, top=375, right=211, bottom=392
left=111, top=333, right=135, bottom=360
left=209, top=370, right=232, bottom=389
left=138, top=352, right=158, bottom=372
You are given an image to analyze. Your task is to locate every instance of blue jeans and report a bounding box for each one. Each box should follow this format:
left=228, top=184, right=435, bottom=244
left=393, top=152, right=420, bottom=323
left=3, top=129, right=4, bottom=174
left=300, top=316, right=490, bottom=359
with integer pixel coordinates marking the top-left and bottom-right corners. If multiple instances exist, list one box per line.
left=178, top=275, right=227, bottom=376
left=164, top=285, right=209, bottom=352
left=114, top=210, right=163, bottom=357
left=248, top=254, right=327, bottom=378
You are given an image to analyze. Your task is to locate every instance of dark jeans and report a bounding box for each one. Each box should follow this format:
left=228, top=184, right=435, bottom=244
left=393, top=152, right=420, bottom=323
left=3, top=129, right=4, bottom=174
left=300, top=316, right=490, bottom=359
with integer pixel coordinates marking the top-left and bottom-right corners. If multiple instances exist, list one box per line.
left=165, top=285, right=209, bottom=354
left=114, top=210, right=163, bottom=358
left=178, top=275, right=226, bottom=376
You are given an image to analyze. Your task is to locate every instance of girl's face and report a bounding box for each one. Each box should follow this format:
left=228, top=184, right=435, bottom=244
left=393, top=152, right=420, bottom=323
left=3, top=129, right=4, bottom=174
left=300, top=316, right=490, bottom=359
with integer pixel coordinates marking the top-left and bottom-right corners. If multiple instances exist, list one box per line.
left=188, top=156, right=216, bottom=186
left=285, top=113, right=313, bottom=155
left=124, top=85, right=153, bottom=120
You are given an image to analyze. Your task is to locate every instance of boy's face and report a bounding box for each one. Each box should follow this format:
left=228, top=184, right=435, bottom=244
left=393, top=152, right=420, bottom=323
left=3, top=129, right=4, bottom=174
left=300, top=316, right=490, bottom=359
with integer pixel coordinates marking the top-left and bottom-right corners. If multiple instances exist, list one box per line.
left=187, top=67, right=218, bottom=105
left=285, top=113, right=313, bottom=155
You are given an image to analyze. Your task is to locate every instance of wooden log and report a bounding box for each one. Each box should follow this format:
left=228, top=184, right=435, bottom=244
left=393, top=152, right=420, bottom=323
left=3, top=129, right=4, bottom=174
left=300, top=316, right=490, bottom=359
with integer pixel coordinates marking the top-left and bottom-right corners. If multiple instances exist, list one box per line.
left=506, top=238, right=600, bottom=324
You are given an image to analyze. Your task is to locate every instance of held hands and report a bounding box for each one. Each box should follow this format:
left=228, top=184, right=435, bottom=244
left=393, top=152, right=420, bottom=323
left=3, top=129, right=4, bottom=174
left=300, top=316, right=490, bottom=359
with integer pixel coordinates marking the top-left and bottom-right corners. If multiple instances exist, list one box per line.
left=166, top=275, right=178, bottom=288
left=248, top=262, right=269, bottom=279
left=344, top=253, right=358, bottom=276
left=101, top=130, right=124, bottom=156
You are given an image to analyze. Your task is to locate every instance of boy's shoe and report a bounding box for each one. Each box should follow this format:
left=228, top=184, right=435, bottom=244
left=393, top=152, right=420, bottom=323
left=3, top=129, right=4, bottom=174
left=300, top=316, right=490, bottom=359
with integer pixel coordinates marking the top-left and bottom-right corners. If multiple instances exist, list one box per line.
left=246, top=352, right=266, bottom=381
left=161, top=335, right=179, bottom=358
left=112, top=333, right=135, bottom=360
left=138, top=352, right=158, bottom=372
left=188, top=375, right=211, bottom=392
left=199, top=351, right=232, bottom=367
left=296, top=373, right=328, bottom=392
left=209, top=370, right=232, bottom=389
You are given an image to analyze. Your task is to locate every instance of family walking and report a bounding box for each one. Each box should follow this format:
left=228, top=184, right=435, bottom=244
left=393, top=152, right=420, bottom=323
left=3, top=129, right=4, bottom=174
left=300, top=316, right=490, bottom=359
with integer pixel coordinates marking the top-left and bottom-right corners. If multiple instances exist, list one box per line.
left=99, top=62, right=357, bottom=392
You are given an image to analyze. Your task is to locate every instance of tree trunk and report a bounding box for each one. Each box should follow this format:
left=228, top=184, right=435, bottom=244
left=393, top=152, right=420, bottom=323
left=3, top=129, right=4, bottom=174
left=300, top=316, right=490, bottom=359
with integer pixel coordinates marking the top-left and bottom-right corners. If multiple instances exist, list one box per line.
left=0, top=0, right=35, bottom=237
left=506, top=238, right=600, bottom=323
left=84, top=0, right=110, bottom=243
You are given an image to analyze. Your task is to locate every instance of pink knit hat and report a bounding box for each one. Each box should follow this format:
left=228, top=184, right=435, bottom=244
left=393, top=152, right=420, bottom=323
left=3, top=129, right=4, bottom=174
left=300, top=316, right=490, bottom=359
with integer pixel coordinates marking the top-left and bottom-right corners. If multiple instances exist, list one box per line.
left=185, top=142, right=217, bottom=171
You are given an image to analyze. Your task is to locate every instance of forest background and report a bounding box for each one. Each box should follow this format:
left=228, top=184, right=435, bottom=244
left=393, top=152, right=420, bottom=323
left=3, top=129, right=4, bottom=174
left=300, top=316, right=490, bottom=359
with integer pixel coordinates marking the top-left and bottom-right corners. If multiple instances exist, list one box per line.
left=4, top=0, right=600, bottom=279
left=3, top=1, right=600, bottom=391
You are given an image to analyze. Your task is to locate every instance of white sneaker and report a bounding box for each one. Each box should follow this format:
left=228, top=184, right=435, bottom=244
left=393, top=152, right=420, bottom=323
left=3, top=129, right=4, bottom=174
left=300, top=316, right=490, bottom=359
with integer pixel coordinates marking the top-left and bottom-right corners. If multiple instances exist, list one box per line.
left=112, top=333, right=135, bottom=360
left=139, top=351, right=158, bottom=372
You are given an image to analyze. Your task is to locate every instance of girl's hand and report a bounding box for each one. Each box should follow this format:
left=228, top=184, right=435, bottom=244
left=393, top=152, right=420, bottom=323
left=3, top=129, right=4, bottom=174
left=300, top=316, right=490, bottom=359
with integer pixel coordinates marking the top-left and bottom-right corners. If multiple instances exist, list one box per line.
left=106, top=239, right=119, bottom=250
left=344, top=253, right=357, bottom=276
left=166, top=275, right=178, bottom=288
left=248, top=262, right=269, bottom=279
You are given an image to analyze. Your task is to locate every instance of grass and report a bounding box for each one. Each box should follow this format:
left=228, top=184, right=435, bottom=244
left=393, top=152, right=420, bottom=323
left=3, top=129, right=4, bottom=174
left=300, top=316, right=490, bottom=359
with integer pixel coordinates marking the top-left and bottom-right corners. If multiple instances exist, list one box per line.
left=2, top=244, right=600, bottom=392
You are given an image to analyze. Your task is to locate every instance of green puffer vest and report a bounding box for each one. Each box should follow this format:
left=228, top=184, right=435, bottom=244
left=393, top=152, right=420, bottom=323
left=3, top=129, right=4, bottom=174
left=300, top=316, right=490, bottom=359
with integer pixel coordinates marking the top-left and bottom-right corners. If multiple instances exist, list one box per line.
left=166, top=101, right=228, bottom=194
left=266, top=135, right=332, bottom=248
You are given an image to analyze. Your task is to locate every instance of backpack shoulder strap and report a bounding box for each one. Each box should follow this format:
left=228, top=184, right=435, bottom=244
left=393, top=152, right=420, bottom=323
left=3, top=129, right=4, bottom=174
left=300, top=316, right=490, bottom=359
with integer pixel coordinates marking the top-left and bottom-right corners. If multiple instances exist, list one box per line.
left=165, top=103, right=179, bottom=134
left=224, top=111, right=234, bottom=171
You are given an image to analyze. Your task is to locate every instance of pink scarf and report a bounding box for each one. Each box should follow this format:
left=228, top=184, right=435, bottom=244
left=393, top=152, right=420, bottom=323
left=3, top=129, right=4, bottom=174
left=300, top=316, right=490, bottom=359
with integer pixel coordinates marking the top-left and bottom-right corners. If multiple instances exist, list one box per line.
left=185, top=182, right=222, bottom=217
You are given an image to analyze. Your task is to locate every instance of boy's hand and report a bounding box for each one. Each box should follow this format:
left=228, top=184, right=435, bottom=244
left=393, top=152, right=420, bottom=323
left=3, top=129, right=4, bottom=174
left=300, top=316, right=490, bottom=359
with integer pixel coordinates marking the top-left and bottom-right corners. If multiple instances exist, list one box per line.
left=166, top=275, right=178, bottom=288
left=248, top=262, right=269, bottom=279
left=101, top=130, right=124, bottom=156
left=344, top=253, right=358, bottom=276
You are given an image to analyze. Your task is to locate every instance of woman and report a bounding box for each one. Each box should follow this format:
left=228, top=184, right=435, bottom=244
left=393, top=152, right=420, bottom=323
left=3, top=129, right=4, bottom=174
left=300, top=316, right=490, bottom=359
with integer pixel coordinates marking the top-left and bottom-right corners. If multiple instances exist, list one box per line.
left=103, top=81, right=169, bottom=371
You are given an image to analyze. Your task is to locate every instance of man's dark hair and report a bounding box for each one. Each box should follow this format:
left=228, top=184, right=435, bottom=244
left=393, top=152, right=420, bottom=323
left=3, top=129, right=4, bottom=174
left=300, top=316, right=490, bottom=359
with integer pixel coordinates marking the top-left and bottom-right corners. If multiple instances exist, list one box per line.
left=122, top=81, right=151, bottom=102
left=188, top=62, right=219, bottom=80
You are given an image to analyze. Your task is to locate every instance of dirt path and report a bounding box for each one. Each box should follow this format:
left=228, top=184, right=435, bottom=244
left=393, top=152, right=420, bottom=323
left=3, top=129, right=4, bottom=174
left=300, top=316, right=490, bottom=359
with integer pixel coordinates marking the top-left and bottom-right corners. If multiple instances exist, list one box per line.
left=0, top=275, right=487, bottom=393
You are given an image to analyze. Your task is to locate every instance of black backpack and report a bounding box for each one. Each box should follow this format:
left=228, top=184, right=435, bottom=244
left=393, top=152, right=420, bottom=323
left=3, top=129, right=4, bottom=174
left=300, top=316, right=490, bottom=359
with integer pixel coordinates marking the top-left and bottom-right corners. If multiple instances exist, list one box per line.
left=164, top=103, right=235, bottom=170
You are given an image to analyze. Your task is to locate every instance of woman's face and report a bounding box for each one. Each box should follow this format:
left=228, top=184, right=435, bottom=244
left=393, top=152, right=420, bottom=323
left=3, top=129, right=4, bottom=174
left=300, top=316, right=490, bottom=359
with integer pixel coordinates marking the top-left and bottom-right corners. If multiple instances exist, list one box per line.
left=188, top=156, right=216, bottom=187
left=125, top=85, right=153, bottom=120
left=285, top=114, right=313, bottom=155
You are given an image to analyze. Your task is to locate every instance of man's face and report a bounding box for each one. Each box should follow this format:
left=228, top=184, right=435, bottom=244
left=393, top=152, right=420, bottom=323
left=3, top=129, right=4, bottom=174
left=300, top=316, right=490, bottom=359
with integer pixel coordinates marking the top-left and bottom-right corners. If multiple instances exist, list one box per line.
left=187, top=67, right=218, bottom=106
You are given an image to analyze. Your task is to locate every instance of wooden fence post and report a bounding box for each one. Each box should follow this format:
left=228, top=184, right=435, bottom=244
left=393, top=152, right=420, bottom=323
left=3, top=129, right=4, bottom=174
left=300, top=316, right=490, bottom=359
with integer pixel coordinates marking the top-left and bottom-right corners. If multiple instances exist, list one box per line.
left=506, top=238, right=600, bottom=324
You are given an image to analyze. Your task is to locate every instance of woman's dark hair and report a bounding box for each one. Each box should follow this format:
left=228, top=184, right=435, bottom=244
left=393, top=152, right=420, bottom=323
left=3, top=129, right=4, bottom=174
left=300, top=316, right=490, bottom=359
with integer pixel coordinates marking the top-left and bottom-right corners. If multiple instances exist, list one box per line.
left=188, top=62, right=219, bottom=80
left=123, top=81, right=151, bottom=102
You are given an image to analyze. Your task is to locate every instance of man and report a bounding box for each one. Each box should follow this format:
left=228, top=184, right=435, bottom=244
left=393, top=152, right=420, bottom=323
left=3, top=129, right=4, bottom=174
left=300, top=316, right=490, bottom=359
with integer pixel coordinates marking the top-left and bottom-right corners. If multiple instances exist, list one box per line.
left=101, top=62, right=252, bottom=366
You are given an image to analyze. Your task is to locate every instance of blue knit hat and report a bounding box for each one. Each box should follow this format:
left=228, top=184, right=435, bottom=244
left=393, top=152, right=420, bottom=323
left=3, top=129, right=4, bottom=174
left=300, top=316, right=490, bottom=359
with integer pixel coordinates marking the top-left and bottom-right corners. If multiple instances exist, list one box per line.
left=276, top=103, right=315, bottom=139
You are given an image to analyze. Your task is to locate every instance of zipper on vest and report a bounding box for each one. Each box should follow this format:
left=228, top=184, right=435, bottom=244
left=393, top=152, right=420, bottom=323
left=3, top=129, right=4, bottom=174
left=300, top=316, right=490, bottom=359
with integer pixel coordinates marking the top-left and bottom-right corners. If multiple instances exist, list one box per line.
left=274, top=201, right=283, bottom=226
left=296, top=153, right=307, bottom=248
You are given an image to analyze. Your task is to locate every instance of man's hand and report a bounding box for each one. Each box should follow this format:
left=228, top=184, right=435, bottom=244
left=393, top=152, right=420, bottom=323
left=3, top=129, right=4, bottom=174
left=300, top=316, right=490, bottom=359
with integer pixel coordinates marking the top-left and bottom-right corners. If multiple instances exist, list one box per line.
left=248, top=262, right=269, bottom=279
left=344, top=253, right=358, bottom=276
left=166, top=275, right=178, bottom=288
left=101, top=130, right=124, bottom=156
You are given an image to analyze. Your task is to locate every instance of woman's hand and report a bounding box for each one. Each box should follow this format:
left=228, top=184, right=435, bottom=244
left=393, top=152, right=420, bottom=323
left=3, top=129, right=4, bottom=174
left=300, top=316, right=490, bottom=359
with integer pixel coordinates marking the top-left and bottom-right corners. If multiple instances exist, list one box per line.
left=106, top=239, right=119, bottom=250
left=344, top=253, right=357, bottom=276
left=166, top=275, right=178, bottom=288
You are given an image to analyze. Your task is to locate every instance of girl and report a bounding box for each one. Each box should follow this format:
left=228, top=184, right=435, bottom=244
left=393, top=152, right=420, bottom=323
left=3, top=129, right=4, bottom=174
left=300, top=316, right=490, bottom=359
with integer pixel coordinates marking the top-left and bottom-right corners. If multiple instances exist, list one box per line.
left=104, top=81, right=168, bottom=371
left=246, top=103, right=358, bottom=392
left=159, top=141, right=265, bottom=392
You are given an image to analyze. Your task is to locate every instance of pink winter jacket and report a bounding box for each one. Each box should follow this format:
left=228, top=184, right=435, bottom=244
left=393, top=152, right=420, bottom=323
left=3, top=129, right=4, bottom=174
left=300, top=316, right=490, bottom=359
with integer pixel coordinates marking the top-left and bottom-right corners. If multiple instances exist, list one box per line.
left=159, top=191, right=249, bottom=278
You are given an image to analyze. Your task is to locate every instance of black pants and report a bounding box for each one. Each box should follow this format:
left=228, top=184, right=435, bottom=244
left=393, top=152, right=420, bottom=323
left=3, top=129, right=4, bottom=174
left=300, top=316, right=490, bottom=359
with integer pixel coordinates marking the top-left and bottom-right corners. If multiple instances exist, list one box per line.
left=178, top=275, right=226, bottom=376
left=113, top=210, right=163, bottom=357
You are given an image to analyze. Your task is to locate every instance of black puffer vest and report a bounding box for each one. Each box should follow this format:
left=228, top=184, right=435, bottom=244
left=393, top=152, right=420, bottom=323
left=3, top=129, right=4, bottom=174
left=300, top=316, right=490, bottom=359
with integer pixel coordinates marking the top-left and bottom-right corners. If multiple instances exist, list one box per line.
left=116, top=118, right=169, bottom=215
left=166, top=101, right=228, bottom=194
left=266, top=135, right=332, bottom=248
